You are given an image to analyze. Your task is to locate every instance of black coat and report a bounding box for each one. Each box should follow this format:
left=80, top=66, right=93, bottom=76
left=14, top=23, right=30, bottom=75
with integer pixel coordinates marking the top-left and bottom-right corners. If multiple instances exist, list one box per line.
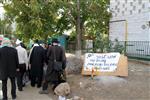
left=0, top=46, right=19, bottom=80
left=45, top=45, right=66, bottom=82
left=30, top=46, right=45, bottom=77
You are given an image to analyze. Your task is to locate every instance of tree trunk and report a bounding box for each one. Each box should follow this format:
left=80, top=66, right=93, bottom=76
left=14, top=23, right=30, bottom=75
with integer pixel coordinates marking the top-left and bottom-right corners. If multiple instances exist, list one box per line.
left=75, top=0, right=82, bottom=58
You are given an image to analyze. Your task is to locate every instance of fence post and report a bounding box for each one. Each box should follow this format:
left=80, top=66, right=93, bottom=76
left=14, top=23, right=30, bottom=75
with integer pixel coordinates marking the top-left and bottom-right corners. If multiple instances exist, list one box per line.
left=124, top=41, right=127, bottom=56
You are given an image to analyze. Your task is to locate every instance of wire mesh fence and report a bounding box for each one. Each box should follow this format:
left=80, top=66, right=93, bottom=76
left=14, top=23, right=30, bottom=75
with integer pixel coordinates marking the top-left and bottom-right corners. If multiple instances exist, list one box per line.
left=125, top=41, right=150, bottom=60
left=66, top=41, right=150, bottom=60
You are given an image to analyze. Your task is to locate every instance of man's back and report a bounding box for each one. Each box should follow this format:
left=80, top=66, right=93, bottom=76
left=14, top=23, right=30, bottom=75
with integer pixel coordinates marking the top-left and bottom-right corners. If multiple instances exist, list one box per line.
left=30, top=46, right=45, bottom=64
left=0, top=46, right=19, bottom=80
left=16, top=45, right=28, bottom=65
left=47, top=45, right=64, bottom=61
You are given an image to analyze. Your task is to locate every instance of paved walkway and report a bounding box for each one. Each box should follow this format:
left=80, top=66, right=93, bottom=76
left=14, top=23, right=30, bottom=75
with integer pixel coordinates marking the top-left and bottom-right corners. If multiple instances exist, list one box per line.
left=0, top=80, right=53, bottom=100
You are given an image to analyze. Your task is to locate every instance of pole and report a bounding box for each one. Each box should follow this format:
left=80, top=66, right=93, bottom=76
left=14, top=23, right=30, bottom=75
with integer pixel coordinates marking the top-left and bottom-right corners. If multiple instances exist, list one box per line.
left=125, top=20, right=128, bottom=56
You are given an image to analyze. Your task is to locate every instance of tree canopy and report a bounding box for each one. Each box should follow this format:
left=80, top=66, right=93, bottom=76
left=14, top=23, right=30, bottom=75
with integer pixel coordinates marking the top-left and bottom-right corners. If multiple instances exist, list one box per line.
left=2, top=0, right=110, bottom=36
left=0, top=19, right=12, bottom=35
left=2, top=0, right=110, bottom=54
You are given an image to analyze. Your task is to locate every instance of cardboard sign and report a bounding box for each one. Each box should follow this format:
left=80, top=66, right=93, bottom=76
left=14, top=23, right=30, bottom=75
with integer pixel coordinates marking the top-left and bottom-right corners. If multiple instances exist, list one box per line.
left=82, top=53, right=128, bottom=76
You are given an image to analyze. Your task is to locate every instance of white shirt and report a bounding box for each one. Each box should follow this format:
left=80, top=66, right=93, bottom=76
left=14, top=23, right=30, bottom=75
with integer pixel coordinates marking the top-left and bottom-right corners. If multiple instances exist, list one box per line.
left=16, top=45, right=28, bottom=67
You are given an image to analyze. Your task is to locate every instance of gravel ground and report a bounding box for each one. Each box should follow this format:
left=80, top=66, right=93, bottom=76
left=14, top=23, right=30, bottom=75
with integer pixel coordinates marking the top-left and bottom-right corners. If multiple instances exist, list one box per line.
left=49, top=57, right=150, bottom=100
left=61, top=60, right=150, bottom=100
left=0, top=80, right=52, bottom=100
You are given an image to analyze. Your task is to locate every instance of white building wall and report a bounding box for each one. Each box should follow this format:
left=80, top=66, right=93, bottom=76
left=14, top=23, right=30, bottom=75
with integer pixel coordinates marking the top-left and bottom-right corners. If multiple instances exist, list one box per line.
left=127, top=13, right=150, bottom=41
left=149, top=13, right=150, bottom=41
left=110, top=0, right=150, bottom=41
left=109, top=21, right=126, bottom=41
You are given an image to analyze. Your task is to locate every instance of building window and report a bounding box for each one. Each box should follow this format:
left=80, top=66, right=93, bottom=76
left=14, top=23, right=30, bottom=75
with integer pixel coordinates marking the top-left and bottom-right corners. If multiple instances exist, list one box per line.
left=138, top=0, right=142, bottom=4
left=123, top=4, right=125, bottom=8
left=117, top=8, right=120, bottom=13
left=133, top=6, right=136, bottom=10
left=118, top=1, right=120, bottom=5
left=122, top=11, right=125, bottom=15
left=115, top=5, right=118, bottom=10
left=130, top=10, right=132, bottom=15
left=138, top=9, right=141, bottom=13
left=142, top=4, right=145, bottom=9
left=130, top=2, right=133, bottom=6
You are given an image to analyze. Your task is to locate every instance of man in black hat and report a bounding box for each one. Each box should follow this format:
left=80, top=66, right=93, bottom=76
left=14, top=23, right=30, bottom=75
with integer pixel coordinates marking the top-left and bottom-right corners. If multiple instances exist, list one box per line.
left=39, top=38, right=66, bottom=94
left=29, top=39, right=45, bottom=88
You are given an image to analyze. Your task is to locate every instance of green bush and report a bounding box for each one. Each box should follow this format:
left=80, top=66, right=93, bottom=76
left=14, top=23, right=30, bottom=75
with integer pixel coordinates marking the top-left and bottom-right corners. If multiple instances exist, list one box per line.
left=93, top=33, right=125, bottom=54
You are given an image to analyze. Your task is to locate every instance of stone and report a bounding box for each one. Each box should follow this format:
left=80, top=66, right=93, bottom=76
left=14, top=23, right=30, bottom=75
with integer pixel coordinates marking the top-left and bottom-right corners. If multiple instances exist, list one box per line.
left=54, top=82, right=70, bottom=96
left=66, top=54, right=84, bottom=74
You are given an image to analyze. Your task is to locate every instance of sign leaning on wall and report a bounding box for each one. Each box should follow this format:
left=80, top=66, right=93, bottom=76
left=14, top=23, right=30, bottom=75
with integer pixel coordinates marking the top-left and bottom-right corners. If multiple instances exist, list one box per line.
left=82, top=53, right=128, bottom=76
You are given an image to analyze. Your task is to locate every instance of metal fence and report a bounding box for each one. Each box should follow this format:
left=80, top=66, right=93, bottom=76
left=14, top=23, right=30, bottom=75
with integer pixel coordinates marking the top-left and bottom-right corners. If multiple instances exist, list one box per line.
left=125, top=41, right=150, bottom=60
left=66, top=41, right=150, bottom=60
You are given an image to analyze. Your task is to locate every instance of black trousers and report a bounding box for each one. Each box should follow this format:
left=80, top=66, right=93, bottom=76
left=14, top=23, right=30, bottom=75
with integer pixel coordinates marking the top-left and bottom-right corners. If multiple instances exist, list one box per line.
left=17, top=64, right=26, bottom=90
left=2, top=77, right=16, bottom=100
left=30, top=75, right=43, bottom=87
left=42, top=80, right=60, bottom=91
left=42, top=71, right=66, bottom=91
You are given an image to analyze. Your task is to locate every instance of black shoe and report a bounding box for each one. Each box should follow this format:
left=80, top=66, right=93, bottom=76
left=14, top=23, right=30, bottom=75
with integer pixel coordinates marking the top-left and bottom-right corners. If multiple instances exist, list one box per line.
left=22, top=83, right=25, bottom=87
left=2, top=98, right=8, bottom=100
left=37, top=85, right=41, bottom=88
left=31, top=84, right=35, bottom=87
left=18, top=88, right=23, bottom=91
left=12, top=95, right=17, bottom=100
left=39, top=90, right=49, bottom=94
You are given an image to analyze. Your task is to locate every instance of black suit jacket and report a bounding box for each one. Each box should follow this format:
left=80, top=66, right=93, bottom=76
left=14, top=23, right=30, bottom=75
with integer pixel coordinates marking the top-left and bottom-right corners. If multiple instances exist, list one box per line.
left=0, top=46, right=19, bottom=80
left=29, top=46, right=45, bottom=77
left=45, top=45, right=66, bottom=82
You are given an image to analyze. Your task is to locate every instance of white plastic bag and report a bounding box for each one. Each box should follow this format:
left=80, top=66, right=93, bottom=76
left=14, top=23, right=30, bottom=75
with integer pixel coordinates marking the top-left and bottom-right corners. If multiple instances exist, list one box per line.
left=58, top=96, right=66, bottom=100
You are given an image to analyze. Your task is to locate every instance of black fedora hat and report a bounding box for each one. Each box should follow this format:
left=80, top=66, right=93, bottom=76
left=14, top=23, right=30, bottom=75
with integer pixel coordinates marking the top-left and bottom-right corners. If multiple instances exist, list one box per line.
left=52, top=38, right=59, bottom=43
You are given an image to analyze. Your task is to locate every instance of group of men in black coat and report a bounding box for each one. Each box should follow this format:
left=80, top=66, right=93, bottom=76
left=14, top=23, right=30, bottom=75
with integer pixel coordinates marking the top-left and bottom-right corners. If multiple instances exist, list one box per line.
left=39, top=38, right=66, bottom=94
left=29, top=39, right=46, bottom=88
left=0, top=37, right=66, bottom=100
left=29, top=38, right=67, bottom=94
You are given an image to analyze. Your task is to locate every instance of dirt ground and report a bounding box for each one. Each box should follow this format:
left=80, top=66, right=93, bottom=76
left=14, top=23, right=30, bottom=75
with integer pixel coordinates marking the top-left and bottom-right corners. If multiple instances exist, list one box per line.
left=49, top=60, right=150, bottom=100
left=0, top=55, right=149, bottom=100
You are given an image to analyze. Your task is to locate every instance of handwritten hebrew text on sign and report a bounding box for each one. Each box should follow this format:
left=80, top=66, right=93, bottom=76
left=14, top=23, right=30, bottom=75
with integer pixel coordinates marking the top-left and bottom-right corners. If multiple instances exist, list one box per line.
left=84, top=53, right=120, bottom=72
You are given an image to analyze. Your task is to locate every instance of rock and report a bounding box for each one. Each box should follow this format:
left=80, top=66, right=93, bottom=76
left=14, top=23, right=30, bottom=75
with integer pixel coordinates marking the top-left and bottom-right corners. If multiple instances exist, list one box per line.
left=54, top=82, right=70, bottom=96
left=66, top=54, right=84, bottom=74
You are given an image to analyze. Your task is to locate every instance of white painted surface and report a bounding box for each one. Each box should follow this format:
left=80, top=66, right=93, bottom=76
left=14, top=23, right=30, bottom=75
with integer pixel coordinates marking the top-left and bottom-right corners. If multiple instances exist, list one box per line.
left=83, top=53, right=120, bottom=72
left=109, top=21, right=126, bottom=41
left=110, top=0, right=150, bottom=41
